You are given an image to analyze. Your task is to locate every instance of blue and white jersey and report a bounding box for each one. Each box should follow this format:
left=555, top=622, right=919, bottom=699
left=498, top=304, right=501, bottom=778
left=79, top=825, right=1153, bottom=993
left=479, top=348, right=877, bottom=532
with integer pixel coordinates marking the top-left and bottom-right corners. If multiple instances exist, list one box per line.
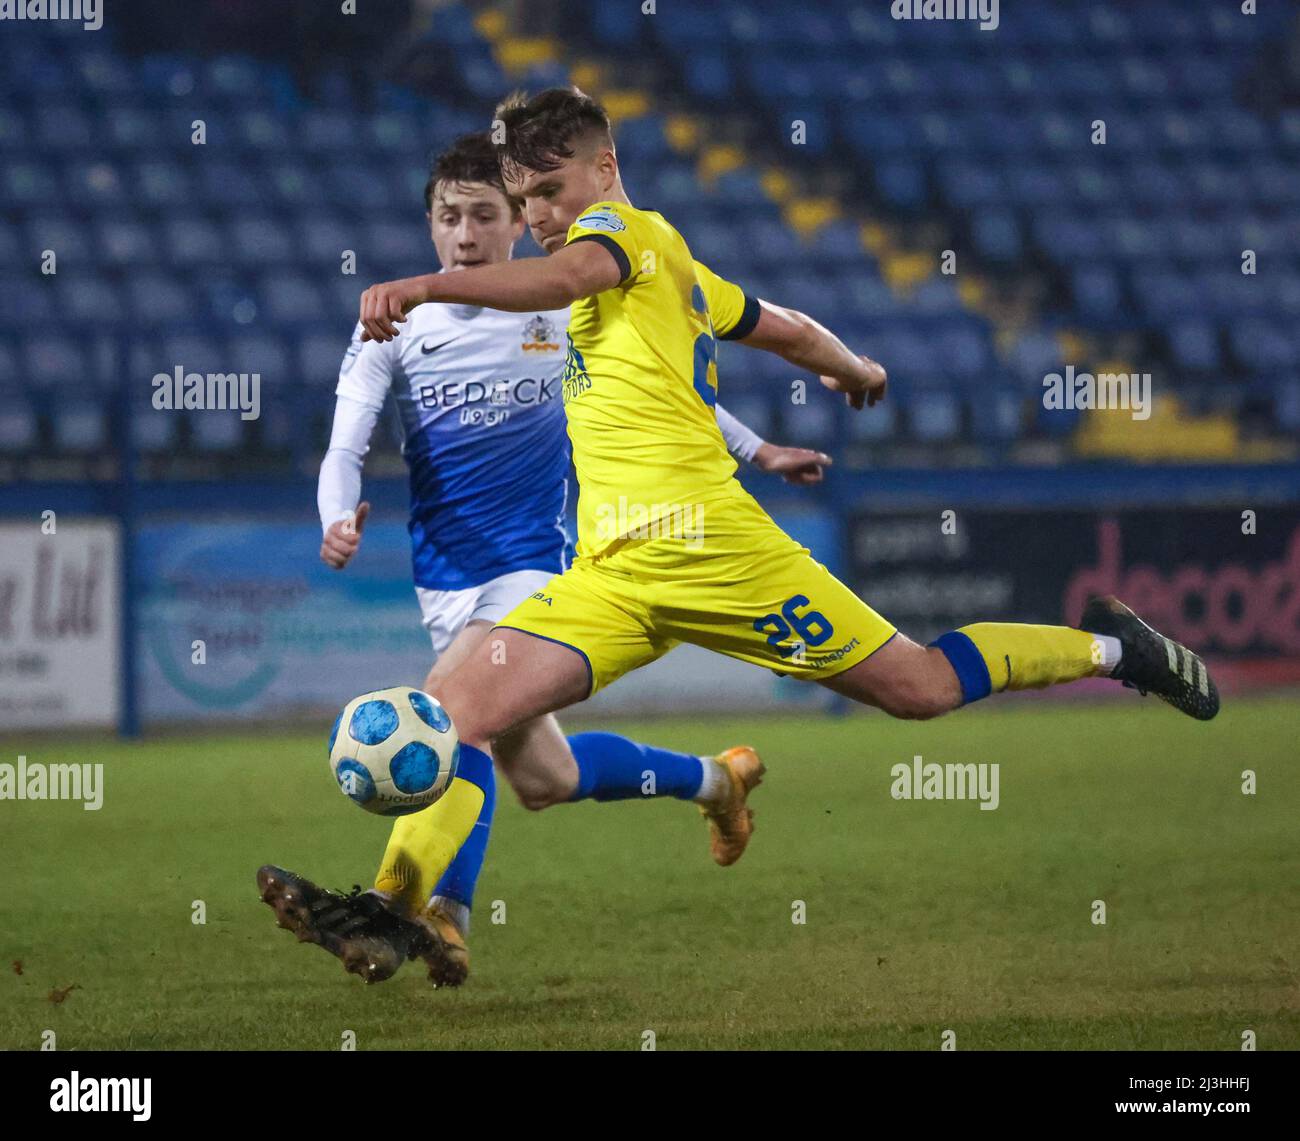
left=336, top=301, right=571, bottom=591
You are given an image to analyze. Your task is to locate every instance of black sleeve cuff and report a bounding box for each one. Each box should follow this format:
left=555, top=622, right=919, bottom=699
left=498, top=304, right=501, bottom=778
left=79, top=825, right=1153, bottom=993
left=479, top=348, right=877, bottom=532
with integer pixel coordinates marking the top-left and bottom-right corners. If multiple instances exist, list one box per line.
left=719, top=293, right=761, bottom=341
left=570, top=233, right=632, bottom=284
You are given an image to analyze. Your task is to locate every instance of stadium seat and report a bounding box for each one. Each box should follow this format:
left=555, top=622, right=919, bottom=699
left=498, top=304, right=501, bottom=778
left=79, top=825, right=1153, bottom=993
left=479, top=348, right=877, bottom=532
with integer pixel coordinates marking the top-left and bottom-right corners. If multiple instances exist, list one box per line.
left=0, top=387, right=38, bottom=454
left=23, top=338, right=86, bottom=390
left=190, top=411, right=247, bottom=454
left=50, top=396, right=110, bottom=453
left=129, top=274, right=198, bottom=325
left=60, top=274, right=129, bottom=325
left=300, top=330, right=350, bottom=381
left=98, top=219, right=160, bottom=267
left=229, top=217, right=297, bottom=269
left=164, top=217, right=227, bottom=268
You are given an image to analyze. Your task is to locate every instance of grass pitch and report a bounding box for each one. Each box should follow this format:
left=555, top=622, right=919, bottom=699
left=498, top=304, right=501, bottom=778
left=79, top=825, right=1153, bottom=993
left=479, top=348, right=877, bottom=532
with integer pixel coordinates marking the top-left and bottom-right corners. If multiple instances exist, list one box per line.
left=2, top=694, right=1297, bottom=1050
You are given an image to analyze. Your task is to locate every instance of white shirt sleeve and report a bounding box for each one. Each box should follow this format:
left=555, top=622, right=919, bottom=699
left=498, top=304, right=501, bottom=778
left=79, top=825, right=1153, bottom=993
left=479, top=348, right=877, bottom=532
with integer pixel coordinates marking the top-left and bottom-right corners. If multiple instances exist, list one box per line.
left=714, top=402, right=765, bottom=463
left=316, top=325, right=394, bottom=533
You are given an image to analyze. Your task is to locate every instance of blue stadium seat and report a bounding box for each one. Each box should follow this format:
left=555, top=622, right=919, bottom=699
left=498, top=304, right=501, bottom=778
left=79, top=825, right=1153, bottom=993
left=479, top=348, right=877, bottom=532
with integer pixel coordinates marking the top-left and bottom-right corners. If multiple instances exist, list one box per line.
left=164, top=217, right=226, bottom=267
left=846, top=393, right=896, bottom=442
left=131, top=397, right=181, bottom=453
left=35, top=104, right=94, bottom=151
left=25, top=214, right=92, bottom=263
left=366, top=111, right=420, bottom=154
left=98, top=219, right=160, bottom=267
left=0, top=108, right=25, bottom=152
left=259, top=272, right=326, bottom=326
left=60, top=274, right=128, bottom=325
left=296, top=213, right=356, bottom=267
left=904, top=387, right=961, bottom=443
left=743, top=218, right=802, bottom=268
left=937, top=160, right=1005, bottom=211
left=229, top=217, right=296, bottom=268
left=935, top=323, right=993, bottom=382
left=65, top=159, right=129, bottom=207
left=50, top=395, right=109, bottom=453
left=588, top=0, right=644, bottom=47
left=237, top=109, right=293, bottom=153
left=199, top=162, right=266, bottom=210
left=1072, top=267, right=1125, bottom=323
left=191, top=411, right=247, bottom=453
left=0, top=387, right=38, bottom=454
left=205, top=55, right=268, bottom=106
left=971, top=211, right=1022, bottom=264
left=1005, top=331, right=1063, bottom=392
left=104, top=107, right=168, bottom=152
left=326, top=167, right=396, bottom=212
left=74, top=48, right=135, bottom=97
left=0, top=339, right=18, bottom=387
left=781, top=393, right=838, bottom=447
left=969, top=387, right=1025, bottom=444
left=133, top=158, right=194, bottom=207
left=229, top=333, right=292, bottom=383
left=1168, top=321, right=1222, bottom=371
left=138, top=55, right=198, bottom=98
left=1275, top=377, right=1300, bottom=432
left=1, top=275, right=57, bottom=323
left=1231, top=321, right=1299, bottom=371
left=299, top=329, right=350, bottom=381
left=841, top=272, right=897, bottom=320
left=23, top=337, right=87, bottom=390
left=809, top=220, right=869, bottom=267
left=128, top=274, right=197, bottom=324
left=364, top=220, right=427, bottom=267
left=161, top=334, right=227, bottom=379
left=453, top=44, right=508, bottom=102
left=2, top=160, right=60, bottom=209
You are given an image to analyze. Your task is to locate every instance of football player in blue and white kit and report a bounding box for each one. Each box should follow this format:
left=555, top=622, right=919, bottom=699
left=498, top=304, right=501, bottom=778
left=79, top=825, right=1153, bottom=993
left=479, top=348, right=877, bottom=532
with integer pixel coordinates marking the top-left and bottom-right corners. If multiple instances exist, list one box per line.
left=260, top=133, right=832, bottom=986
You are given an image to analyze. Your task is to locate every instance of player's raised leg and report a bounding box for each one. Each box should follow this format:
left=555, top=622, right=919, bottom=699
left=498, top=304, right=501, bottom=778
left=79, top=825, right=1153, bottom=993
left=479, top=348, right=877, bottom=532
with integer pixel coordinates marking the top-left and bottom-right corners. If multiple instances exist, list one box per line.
left=818, top=597, right=1218, bottom=721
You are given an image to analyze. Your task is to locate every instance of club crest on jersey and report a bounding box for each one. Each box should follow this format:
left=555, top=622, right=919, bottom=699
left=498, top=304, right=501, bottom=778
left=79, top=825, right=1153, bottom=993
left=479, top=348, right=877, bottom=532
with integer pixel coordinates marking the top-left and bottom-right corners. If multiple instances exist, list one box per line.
left=522, top=314, right=560, bottom=352
left=575, top=208, right=626, bottom=234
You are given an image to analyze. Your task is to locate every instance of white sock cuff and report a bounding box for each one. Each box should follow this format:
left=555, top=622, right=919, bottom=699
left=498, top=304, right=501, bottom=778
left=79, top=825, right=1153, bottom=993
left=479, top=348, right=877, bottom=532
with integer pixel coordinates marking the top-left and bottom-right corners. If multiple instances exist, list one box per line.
left=693, top=757, right=730, bottom=806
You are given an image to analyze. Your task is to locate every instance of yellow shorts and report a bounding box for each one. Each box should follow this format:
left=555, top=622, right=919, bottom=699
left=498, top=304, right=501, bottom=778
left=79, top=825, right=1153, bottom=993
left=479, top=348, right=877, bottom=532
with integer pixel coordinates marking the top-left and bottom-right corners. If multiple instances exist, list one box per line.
left=496, top=492, right=897, bottom=696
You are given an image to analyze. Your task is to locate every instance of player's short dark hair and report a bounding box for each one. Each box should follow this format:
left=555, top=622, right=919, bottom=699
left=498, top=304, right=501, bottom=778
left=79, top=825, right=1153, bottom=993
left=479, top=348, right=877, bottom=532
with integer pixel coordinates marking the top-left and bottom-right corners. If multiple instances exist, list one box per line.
left=424, top=132, right=517, bottom=214
left=492, top=86, right=613, bottom=182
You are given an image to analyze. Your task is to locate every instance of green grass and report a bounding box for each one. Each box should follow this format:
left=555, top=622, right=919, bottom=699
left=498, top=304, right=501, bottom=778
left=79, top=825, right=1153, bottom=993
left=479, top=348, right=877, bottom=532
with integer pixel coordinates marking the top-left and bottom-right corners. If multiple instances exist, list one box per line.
left=1, top=694, right=1297, bottom=1050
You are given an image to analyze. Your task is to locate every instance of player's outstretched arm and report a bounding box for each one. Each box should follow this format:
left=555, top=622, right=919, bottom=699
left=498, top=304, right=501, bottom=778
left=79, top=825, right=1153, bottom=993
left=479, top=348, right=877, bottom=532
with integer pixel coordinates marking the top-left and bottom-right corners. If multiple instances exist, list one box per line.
left=359, top=242, right=621, bottom=341
left=738, top=300, right=887, bottom=411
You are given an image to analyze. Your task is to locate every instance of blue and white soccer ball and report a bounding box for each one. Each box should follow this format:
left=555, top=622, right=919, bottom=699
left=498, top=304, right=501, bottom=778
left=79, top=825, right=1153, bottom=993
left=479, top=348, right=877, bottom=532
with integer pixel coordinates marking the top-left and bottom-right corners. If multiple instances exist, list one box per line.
left=328, top=687, right=460, bottom=816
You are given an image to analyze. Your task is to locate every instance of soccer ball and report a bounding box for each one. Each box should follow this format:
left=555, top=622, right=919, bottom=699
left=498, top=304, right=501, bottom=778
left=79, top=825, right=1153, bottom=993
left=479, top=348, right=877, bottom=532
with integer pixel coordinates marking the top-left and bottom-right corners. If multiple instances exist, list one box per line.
left=328, top=686, right=460, bottom=816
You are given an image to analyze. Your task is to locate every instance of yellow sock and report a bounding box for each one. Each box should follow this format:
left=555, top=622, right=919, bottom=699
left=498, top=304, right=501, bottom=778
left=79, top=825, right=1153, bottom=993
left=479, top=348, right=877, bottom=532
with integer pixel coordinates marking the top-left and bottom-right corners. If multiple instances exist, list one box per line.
left=933, top=623, right=1101, bottom=702
left=373, top=776, right=485, bottom=913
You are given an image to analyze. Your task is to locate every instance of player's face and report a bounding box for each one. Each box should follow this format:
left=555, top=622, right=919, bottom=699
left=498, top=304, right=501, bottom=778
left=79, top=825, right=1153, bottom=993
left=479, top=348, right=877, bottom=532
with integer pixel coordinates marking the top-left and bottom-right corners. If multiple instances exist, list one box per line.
left=504, top=148, right=616, bottom=255
left=427, top=181, right=525, bottom=271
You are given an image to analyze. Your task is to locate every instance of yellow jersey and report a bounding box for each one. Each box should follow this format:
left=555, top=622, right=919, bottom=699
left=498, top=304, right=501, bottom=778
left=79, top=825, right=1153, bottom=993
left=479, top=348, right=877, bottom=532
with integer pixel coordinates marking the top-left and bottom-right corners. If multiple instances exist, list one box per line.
left=561, top=199, right=762, bottom=559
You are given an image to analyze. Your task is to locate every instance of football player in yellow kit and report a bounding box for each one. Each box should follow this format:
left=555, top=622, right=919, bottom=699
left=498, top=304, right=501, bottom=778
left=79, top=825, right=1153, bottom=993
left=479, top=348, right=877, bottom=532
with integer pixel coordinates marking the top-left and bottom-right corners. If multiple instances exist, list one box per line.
left=289, top=87, right=1217, bottom=982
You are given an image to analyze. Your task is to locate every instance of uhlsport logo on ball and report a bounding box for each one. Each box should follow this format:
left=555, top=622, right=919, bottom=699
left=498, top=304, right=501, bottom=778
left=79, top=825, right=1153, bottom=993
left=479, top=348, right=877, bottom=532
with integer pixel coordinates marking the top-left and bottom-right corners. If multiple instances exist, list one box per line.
left=328, top=687, right=459, bottom=815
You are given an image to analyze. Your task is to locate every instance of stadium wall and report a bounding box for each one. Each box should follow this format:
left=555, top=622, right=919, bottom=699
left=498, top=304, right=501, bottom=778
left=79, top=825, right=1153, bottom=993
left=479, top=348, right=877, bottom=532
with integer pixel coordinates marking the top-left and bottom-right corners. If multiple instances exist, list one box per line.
left=3, top=463, right=1297, bottom=733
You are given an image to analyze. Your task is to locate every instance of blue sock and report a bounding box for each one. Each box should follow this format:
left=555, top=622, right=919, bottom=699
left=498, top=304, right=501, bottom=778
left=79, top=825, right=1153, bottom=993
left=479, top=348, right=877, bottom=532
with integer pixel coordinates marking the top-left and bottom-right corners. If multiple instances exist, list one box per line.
left=430, top=744, right=495, bottom=911
left=567, top=731, right=704, bottom=802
